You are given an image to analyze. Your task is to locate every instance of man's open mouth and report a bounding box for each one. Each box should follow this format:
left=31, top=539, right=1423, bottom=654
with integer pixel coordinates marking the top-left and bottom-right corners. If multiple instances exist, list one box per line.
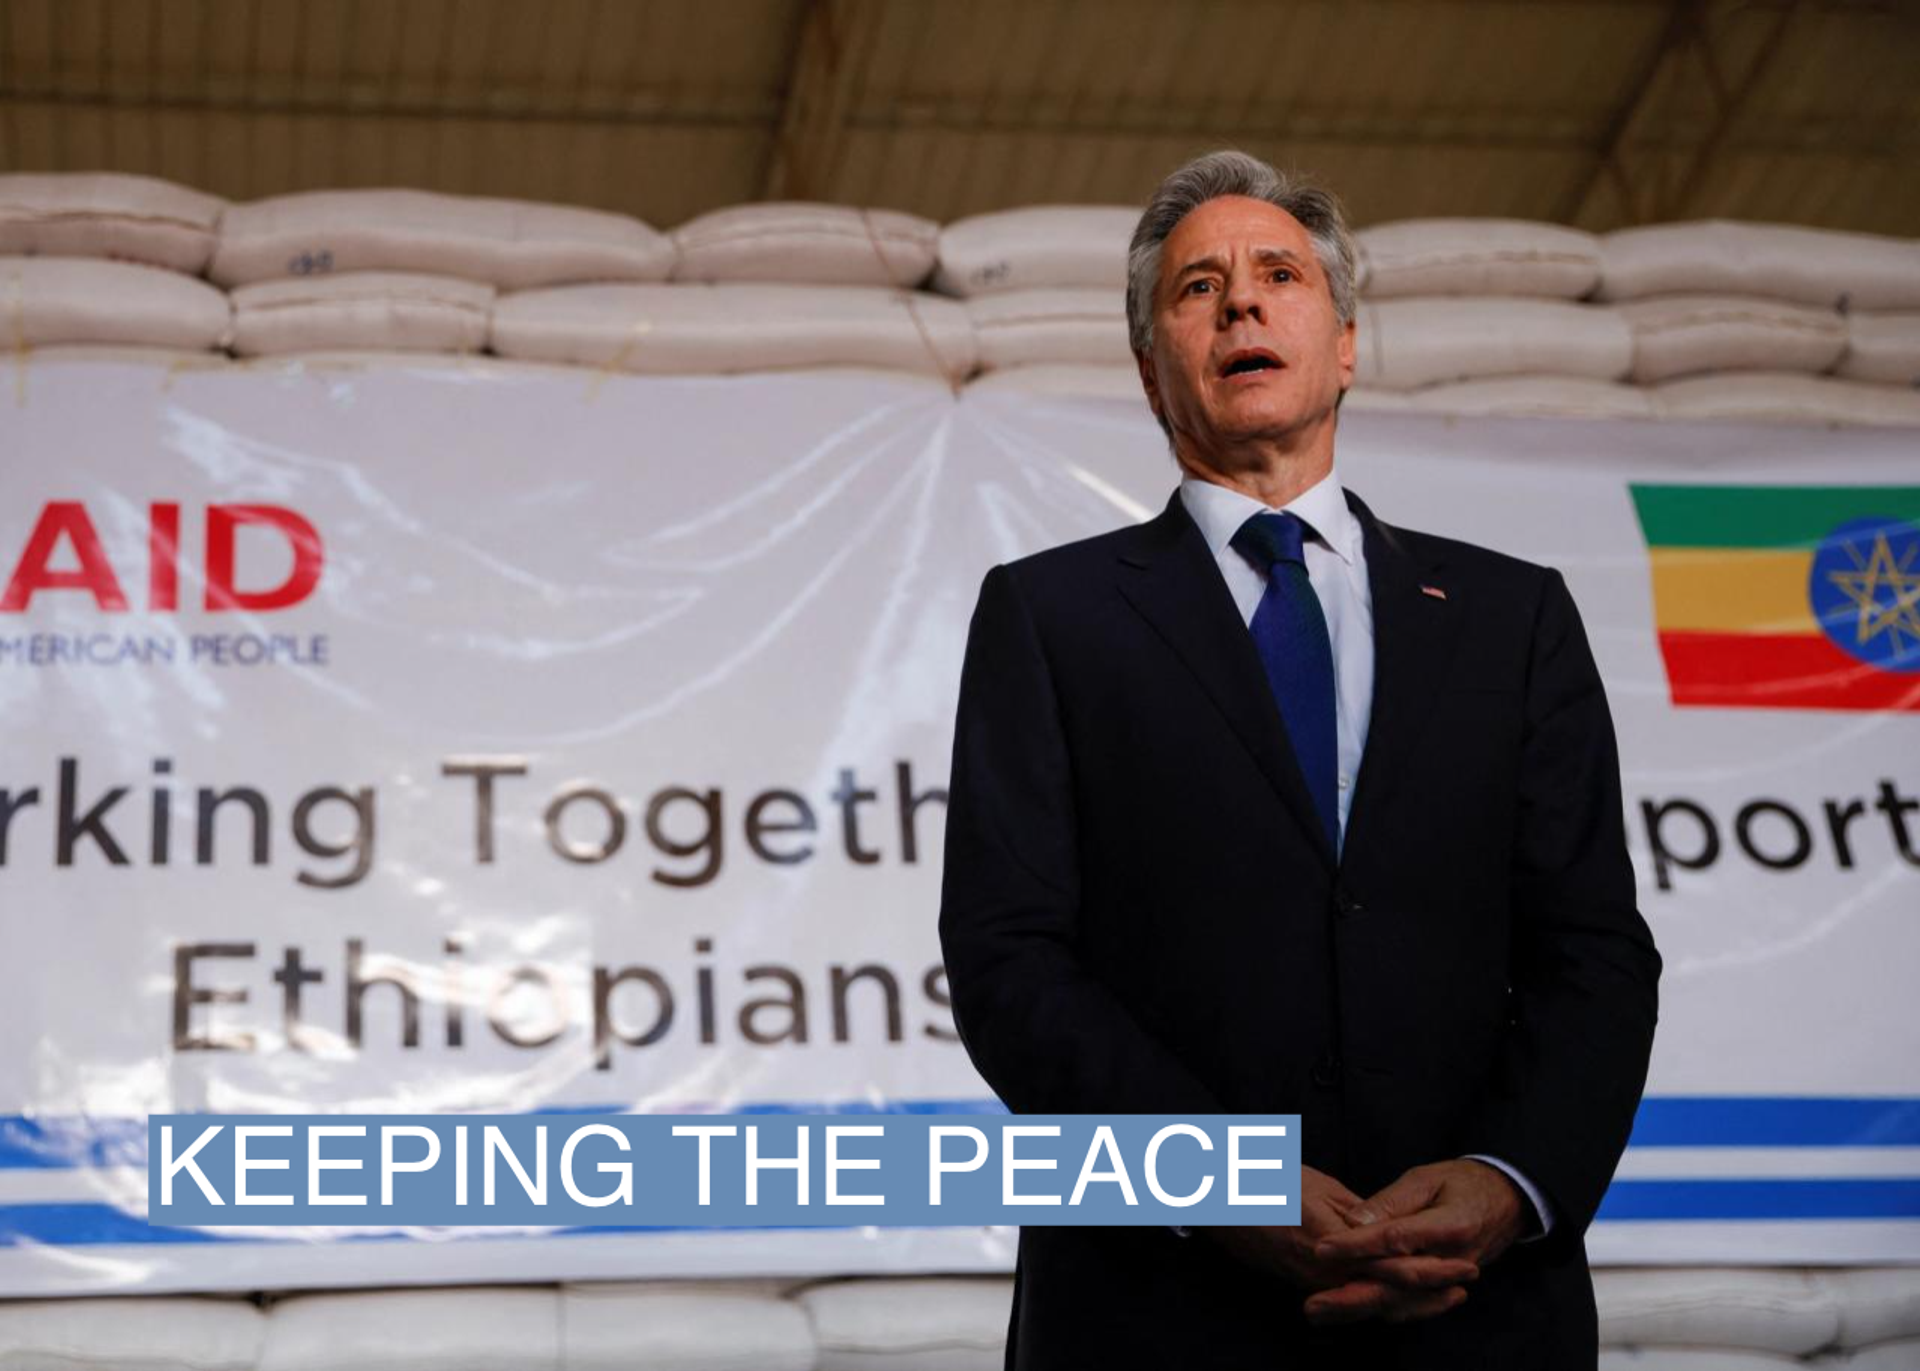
left=1218, top=349, right=1282, bottom=377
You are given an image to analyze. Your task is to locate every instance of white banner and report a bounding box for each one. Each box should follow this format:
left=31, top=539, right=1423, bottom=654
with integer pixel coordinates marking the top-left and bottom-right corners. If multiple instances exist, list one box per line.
left=0, top=356, right=1914, bottom=1294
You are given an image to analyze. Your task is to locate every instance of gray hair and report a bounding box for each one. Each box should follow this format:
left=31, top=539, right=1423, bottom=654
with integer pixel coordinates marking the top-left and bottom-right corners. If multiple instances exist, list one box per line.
left=1125, top=149, right=1358, bottom=356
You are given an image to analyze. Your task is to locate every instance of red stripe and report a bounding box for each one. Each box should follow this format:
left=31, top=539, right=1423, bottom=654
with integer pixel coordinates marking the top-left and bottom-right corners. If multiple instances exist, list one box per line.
left=1657, top=631, right=1920, bottom=713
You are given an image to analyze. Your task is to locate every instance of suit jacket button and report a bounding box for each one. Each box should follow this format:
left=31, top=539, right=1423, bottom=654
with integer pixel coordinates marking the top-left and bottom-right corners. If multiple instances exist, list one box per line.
left=1310, top=1054, right=1341, bottom=1089
left=1333, top=885, right=1363, bottom=918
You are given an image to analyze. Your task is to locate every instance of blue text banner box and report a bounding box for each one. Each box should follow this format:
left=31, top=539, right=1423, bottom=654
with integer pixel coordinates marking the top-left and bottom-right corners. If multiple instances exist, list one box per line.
left=147, top=1114, right=1300, bottom=1228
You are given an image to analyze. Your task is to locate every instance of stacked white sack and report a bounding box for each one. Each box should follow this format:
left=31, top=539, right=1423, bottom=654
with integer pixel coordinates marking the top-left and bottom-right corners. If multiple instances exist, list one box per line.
left=967, top=288, right=1131, bottom=372
left=1356, top=219, right=1602, bottom=300
left=1618, top=295, right=1846, bottom=383
left=1818, top=1267, right=1920, bottom=1347
left=799, top=1277, right=1012, bottom=1371
left=1596, top=220, right=1920, bottom=312
left=1652, top=373, right=1920, bottom=426
left=1403, top=377, right=1658, bottom=420
left=0, top=171, right=226, bottom=276
left=934, top=206, right=1137, bottom=297
left=672, top=203, right=938, bottom=288
left=1835, top=312, right=1920, bottom=386
left=1354, top=297, right=1632, bottom=389
left=561, top=1281, right=816, bottom=1371
left=0, top=256, right=230, bottom=351
left=491, top=281, right=976, bottom=381
left=0, top=1294, right=263, bottom=1371
left=1595, top=1353, right=1806, bottom=1369
left=259, top=1288, right=560, bottom=1371
left=1595, top=1268, right=1839, bottom=1358
left=231, top=273, right=493, bottom=357
left=212, top=189, right=674, bottom=290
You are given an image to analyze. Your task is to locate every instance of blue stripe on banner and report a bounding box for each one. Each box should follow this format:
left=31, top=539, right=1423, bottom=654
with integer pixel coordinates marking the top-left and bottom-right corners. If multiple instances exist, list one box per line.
left=1599, top=1179, right=1920, bottom=1222
left=2, top=1096, right=1918, bottom=1170
left=1628, top=1097, right=1920, bottom=1148
left=0, top=1204, right=228, bottom=1246
left=7, top=1176, right=1920, bottom=1248
left=15, top=1094, right=1918, bottom=1171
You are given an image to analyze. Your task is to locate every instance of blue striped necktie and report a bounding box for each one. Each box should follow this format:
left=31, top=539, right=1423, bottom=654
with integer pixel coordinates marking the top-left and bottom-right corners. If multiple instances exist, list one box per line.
left=1230, top=510, right=1339, bottom=849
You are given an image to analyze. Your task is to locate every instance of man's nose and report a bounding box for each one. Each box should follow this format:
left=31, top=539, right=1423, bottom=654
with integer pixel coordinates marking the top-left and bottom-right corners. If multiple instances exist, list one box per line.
left=1220, top=271, right=1265, bottom=325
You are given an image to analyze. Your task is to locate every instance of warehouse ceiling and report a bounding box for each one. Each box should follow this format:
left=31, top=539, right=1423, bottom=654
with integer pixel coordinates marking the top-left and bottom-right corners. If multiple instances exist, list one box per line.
left=2, top=0, right=1916, bottom=235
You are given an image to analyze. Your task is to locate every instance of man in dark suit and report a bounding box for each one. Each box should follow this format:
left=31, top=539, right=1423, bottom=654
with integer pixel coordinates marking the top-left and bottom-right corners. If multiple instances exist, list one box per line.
left=938, top=150, right=1661, bottom=1367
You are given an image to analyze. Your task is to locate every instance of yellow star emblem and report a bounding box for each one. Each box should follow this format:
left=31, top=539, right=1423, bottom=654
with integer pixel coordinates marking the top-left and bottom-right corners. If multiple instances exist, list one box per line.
left=1824, top=528, right=1920, bottom=655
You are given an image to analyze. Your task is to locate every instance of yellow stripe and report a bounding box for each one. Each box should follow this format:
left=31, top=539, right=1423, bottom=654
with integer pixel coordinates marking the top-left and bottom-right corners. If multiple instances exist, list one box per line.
left=1648, top=547, right=1817, bottom=634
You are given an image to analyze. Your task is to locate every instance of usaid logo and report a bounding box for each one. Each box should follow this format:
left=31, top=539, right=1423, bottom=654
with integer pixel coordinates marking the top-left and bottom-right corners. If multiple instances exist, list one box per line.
left=1, top=501, right=330, bottom=669
left=1, top=501, right=323, bottom=614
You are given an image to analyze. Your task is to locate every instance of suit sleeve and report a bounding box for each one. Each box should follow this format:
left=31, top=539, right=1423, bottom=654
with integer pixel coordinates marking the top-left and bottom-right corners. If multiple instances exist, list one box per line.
left=939, top=563, right=1226, bottom=1118
left=1461, top=567, right=1661, bottom=1250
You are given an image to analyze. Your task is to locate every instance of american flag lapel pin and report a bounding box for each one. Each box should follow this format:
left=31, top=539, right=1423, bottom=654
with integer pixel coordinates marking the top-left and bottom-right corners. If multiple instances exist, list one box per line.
left=1420, top=584, right=1448, bottom=600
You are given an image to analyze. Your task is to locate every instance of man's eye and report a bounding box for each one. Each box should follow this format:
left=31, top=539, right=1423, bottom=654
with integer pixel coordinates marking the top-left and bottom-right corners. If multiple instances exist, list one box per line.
left=1185, top=280, right=1214, bottom=295
left=1271, top=268, right=1294, bottom=283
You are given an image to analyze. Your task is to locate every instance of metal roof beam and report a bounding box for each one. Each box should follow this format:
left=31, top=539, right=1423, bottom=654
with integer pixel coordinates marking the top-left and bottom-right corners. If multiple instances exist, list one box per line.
left=1559, top=0, right=1704, bottom=225
left=759, top=0, right=878, bottom=201
left=1562, top=0, right=1807, bottom=226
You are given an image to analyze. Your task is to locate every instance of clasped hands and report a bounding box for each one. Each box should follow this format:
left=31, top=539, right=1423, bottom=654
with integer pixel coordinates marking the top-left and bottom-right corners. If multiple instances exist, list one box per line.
left=1206, top=1159, right=1529, bottom=1327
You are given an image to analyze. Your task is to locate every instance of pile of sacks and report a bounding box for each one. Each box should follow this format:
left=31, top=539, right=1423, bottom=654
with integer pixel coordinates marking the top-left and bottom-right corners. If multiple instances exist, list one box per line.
left=0, top=1268, right=1918, bottom=1369
left=3, top=171, right=1919, bottom=426
left=957, top=209, right=1920, bottom=426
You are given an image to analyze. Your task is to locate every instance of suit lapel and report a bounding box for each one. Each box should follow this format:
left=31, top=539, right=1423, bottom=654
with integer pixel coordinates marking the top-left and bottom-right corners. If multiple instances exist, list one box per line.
left=1114, top=491, right=1338, bottom=871
left=1340, top=489, right=1461, bottom=875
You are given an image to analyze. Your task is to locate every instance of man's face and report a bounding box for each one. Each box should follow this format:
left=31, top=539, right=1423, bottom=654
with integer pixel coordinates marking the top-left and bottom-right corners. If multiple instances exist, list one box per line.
left=1138, top=195, right=1356, bottom=453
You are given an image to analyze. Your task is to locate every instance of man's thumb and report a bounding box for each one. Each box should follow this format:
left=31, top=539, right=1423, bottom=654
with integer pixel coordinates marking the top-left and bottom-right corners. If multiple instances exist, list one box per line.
left=1356, top=1171, right=1442, bottom=1225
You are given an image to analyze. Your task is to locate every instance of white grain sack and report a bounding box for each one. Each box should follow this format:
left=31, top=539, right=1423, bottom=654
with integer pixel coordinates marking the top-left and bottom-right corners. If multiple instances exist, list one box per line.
left=259, top=1288, right=558, bottom=1371
left=560, top=1283, right=815, bottom=1371
left=1406, top=375, right=1657, bottom=420
left=1354, top=297, right=1632, bottom=389
left=1816, top=1267, right=1920, bottom=1347
left=799, top=1277, right=1011, bottom=1371
left=213, top=189, right=674, bottom=290
left=672, top=203, right=938, bottom=288
left=1596, top=1351, right=1800, bottom=1370
left=1619, top=295, right=1846, bottom=383
left=1596, top=220, right=1920, bottom=311
left=1357, top=218, right=1601, bottom=299
left=967, top=288, right=1131, bottom=370
left=1654, top=372, right=1920, bottom=426
left=0, top=256, right=230, bottom=351
left=0, top=1295, right=263, bottom=1371
left=490, top=282, right=976, bottom=381
left=231, top=271, right=494, bottom=356
left=0, top=171, right=226, bottom=275
left=1594, top=1268, right=1837, bottom=1356
left=933, top=206, right=1137, bottom=297
left=1835, top=311, right=1920, bottom=386
left=1845, top=1337, right=1920, bottom=1370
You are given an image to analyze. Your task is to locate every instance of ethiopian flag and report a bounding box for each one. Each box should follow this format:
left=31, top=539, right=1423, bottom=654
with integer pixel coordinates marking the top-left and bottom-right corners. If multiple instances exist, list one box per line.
left=1630, top=484, right=1920, bottom=713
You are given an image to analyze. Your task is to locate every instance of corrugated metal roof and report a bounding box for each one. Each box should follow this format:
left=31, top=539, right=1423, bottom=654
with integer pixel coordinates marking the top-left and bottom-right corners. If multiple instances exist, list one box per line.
left=3, top=0, right=1914, bottom=234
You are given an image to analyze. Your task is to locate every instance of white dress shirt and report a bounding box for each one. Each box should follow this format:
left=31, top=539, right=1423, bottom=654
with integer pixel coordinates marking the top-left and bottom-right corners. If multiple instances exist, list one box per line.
left=1176, top=468, right=1554, bottom=1241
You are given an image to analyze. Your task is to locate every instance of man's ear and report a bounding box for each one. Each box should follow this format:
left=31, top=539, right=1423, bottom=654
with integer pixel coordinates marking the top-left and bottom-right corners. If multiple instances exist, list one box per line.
left=1135, top=349, right=1164, bottom=420
left=1336, top=315, right=1357, bottom=390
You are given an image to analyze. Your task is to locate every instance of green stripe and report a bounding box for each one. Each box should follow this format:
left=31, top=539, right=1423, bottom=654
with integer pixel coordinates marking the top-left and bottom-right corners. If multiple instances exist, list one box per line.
left=1631, top=484, right=1920, bottom=549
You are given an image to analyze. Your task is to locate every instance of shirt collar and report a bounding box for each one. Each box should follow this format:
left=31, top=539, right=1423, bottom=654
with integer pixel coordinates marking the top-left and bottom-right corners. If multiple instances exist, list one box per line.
left=1178, top=465, right=1358, bottom=567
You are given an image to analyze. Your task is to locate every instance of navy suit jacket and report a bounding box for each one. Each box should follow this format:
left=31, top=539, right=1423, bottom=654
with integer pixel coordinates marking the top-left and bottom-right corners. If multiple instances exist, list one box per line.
left=938, top=486, right=1661, bottom=1368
